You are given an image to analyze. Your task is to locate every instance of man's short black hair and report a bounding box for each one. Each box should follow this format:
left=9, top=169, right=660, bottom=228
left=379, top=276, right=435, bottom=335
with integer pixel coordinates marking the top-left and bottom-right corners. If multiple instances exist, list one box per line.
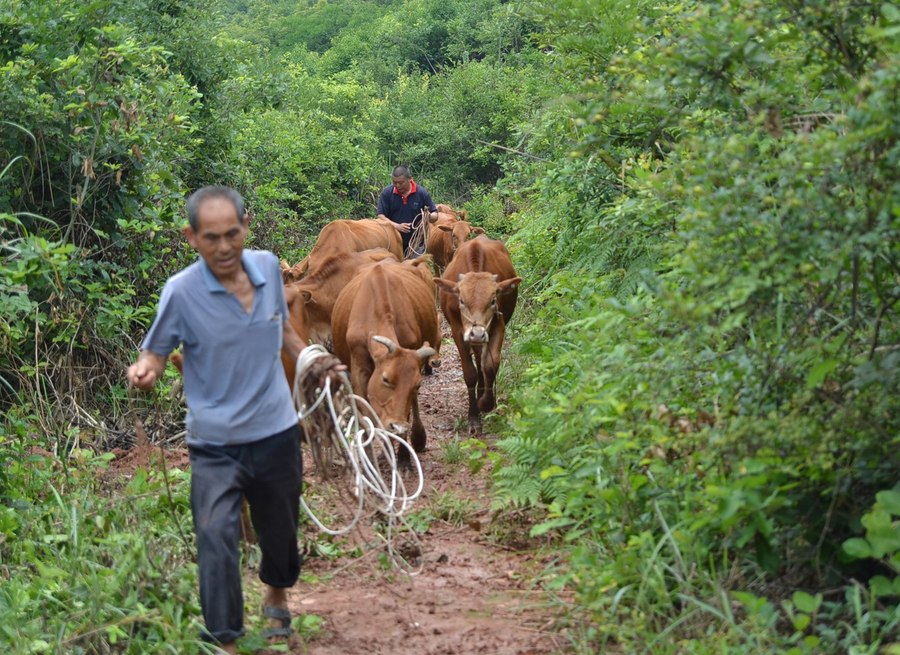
left=391, top=165, right=411, bottom=179
left=185, top=186, right=245, bottom=231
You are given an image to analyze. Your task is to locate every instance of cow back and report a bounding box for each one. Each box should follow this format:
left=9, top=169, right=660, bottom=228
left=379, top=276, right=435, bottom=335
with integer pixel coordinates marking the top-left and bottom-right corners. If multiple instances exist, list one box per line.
left=332, top=259, right=439, bottom=368
left=307, top=218, right=402, bottom=272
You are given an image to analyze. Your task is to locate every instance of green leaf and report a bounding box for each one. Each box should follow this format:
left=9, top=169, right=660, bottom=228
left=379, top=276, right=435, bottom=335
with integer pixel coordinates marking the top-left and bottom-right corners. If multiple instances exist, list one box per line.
left=862, top=508, right=892, bottom=532
left=791, top=613, right=810, bottom=631
left=803, top=636, right=821, bottom=649
left=867, top=530, right=900, bottom=558
left=791, top=591, right=821, bottom=614
left=539, top=465, right=567, bottom=480
left=876, top=489, right=900, bottom=515
left=629, top=473, right=648, bottom=491
left=805, top=359, right=838, bottom=389
left=842, top=538, right=872, bottom=559
left=529, top=516, right=575, bottom=537
left=869, top=575, right=896, bottom=597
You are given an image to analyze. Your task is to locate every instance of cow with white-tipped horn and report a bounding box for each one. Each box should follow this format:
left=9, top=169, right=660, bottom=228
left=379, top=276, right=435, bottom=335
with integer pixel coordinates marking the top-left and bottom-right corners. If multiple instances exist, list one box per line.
left=331, top=257, right=441, bottom=462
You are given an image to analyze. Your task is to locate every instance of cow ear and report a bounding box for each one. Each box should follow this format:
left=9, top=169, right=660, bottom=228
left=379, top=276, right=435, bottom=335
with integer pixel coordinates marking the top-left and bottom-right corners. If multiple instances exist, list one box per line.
left=498, top=277, right=522, bottom=295
left=437, top=224, right=453, bottom=233
left=433, top=277, right=458, bottom=295
left=471, top=227, right=485, bottom=236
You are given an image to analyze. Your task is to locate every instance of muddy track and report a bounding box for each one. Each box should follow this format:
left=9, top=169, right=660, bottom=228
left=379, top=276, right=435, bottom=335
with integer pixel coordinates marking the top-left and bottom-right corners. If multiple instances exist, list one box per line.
left=262, top=325, right=570, bottom=655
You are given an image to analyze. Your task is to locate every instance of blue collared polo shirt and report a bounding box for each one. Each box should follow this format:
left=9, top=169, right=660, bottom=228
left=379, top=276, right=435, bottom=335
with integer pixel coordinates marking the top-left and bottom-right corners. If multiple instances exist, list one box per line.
left=142, top=249, right=298, bottom=447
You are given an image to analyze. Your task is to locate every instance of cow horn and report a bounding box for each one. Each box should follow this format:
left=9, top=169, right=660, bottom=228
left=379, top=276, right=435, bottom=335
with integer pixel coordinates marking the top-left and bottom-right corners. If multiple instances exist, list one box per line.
left=416, top=346, right=437, bottom=360
left=372, top=335, right=397, bottom=353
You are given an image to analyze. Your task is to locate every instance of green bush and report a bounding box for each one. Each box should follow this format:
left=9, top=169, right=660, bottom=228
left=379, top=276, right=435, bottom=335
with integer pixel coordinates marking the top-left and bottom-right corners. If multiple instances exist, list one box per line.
left=495, top=0, right=900, bottom=651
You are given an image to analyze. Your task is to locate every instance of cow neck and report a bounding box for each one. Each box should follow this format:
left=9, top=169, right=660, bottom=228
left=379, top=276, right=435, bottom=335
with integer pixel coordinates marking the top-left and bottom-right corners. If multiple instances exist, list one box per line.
left=366, top=266, right=401, bottom=341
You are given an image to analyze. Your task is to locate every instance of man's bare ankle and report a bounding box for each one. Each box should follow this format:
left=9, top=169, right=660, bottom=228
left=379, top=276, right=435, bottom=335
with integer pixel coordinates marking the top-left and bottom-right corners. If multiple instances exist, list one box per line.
left=264, top=584, right=288, bottom=608
left=217, top=641, right=238, bottom=655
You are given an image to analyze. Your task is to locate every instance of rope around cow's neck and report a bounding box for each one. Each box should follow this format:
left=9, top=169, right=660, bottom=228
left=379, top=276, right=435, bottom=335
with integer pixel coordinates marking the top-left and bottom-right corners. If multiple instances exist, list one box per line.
left=291, top=345, right=425, bottom=573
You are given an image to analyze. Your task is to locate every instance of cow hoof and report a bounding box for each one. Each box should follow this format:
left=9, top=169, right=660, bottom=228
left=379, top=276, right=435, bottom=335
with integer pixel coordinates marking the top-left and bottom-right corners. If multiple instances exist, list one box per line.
left=468, top=416, right=482, bottom=435
left=477, top=397, right=496, bottom=413
left=410, top=425, right=427, bottom=453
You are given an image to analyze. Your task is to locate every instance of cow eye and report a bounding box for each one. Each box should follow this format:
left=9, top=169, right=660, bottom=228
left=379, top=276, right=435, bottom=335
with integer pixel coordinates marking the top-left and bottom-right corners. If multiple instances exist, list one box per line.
left=382, top=375, right=394, bottom=388
left=459, top=299, right=466, bottom=308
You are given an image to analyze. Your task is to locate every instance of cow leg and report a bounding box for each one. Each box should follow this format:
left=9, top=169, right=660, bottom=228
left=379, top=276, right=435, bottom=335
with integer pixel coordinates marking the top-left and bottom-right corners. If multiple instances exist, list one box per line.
left=349, top=351, right=373, bottom=399
left=477, top=321, right=506, bottom=414
left=451, top=328, right=481, bottom=432
left=394, top=395, right=426, bottom=469
left=410, top=393, right=426, bottom=453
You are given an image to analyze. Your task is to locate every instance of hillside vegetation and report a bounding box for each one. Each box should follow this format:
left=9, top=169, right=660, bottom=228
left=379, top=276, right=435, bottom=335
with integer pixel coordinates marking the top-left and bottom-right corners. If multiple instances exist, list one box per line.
left=1, top=0, right=898, bottom=653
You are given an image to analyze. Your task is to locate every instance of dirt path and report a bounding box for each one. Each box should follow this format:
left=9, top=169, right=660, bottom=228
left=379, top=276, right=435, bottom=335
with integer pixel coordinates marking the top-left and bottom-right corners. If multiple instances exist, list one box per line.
left=269, top=329, right=570, bottom=655
left=111, top=324, right=570, bottom=653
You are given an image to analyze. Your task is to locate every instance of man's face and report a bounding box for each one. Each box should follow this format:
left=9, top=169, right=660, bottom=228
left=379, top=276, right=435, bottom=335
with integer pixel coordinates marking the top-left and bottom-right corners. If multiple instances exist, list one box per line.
left=392, top=175, right=412, bottom=195
left=184, top=197, right=248, bottom=280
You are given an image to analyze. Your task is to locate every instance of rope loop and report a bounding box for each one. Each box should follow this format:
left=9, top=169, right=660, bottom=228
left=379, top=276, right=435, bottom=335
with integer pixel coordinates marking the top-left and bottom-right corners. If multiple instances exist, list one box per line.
left=292, top=345, right=425, bottom=572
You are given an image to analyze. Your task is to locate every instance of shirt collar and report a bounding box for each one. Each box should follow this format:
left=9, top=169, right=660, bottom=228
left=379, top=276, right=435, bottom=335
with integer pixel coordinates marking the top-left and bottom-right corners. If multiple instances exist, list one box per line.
left=393, top=179, right=417, bottom=197
left=199, top=252, right=266, bottom=293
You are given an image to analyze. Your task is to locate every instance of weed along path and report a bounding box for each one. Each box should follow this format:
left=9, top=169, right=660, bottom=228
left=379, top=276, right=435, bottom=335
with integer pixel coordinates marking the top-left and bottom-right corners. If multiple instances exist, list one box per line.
left=263, top=330, right=569, bottom=655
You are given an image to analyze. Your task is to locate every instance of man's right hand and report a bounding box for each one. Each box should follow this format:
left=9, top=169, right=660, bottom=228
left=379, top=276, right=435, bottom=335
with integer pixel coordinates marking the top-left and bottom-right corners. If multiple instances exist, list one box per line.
left=392, top=222, right=411, bottom=234
left=127, top=351, right=167, bottom=390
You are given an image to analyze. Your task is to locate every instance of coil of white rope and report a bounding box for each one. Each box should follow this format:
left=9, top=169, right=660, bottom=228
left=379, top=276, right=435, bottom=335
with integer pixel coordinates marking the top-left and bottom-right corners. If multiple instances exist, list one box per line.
left=404, top=210, right=428, bottom=259
left=291, top=345, right=425, bottom=571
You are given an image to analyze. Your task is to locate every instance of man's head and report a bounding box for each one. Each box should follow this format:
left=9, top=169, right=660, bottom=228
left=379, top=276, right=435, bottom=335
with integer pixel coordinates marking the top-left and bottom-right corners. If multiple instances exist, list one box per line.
left=183, top=186, right=249, bottom=280
left=391, top=165, right=412, bottom=196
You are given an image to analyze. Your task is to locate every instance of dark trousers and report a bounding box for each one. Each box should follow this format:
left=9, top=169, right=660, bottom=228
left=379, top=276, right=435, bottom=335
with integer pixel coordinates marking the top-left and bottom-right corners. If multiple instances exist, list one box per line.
left=188, top=424, right=303, bottom=645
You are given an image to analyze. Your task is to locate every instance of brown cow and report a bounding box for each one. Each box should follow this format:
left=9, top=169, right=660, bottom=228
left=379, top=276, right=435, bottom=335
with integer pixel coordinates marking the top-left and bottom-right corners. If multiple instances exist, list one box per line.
left=425, top=212, right=484, bottom=273
left=280, top=256, right=309, bottom=283
left=280, top=284, right=313, bottom=389
left=331, top=258, right=440, bottom=459
left=281, top=218, right=402, bottom=281
left=434, top=237, right=521, bottom=432
left=281, top=248, right=398, bottom=359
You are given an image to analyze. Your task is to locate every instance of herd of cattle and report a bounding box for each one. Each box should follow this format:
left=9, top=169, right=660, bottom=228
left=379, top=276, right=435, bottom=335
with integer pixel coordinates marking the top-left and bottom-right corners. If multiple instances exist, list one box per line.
left=278, top=204, right=521, bottom=459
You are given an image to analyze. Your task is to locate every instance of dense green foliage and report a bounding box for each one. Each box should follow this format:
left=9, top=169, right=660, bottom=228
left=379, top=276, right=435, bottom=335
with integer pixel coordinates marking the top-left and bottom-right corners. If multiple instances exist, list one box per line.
left=495, top=0, right=900, bottom=651
left=1, top=0, right=897, bottom=652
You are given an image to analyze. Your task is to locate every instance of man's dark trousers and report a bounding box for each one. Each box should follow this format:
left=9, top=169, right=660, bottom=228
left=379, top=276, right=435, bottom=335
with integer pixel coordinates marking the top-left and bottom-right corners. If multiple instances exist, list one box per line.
left=188, top=424, right=303, bottom=644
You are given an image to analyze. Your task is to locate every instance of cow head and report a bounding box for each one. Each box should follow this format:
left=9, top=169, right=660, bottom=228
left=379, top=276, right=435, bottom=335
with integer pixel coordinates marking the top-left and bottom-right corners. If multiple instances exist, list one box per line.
left=281, top=257, right=309, bottom=283
left=434, top=204, right=469, bottom=222
left=403, top=254, right=437, bottom=283
left=437, top=221, right=485, bottom=255
left=286, top=282, right=335, bottom=349
left=367, top=336, right=436, bottom=434
left=434, top=272, right=521, bottom=345
left=284, top=284, right=313, bottom=340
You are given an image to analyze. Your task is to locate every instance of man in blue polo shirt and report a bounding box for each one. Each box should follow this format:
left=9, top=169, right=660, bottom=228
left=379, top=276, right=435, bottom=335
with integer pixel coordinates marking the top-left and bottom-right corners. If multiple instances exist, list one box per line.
left=376, top=165, right=438, bottom=256
left=126, top=186, right=323, bottom=654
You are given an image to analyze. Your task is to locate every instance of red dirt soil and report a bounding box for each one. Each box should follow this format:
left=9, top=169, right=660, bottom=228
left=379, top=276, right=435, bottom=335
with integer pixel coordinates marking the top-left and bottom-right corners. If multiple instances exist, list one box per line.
left=281, top=330, right=571, bottom=655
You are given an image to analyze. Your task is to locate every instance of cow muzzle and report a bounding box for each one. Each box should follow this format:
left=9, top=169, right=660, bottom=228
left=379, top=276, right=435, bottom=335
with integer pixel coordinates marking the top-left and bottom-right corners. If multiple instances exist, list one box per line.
left=465, top=326, right=488, bottom=344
